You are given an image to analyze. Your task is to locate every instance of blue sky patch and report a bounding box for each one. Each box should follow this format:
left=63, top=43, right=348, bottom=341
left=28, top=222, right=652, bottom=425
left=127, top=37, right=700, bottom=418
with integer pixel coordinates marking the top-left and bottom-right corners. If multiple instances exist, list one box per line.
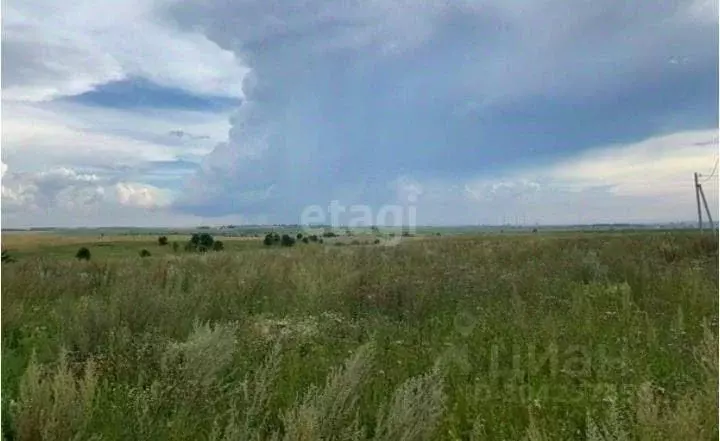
left=63, top=77, right=241, bottom=111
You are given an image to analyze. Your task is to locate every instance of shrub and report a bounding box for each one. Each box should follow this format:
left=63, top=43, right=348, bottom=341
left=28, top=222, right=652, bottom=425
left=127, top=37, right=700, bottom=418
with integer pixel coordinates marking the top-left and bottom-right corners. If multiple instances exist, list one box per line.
left=190, top=233, right=214, bottom=249
left=75, top=247, right=91, bottom=261
left=172, top=242, right=179, bottom=252
left=263, top=234, right=275, bottom=246
left=302, top=237, right=309, bottom=244
left=158, top=236, right=169, bottom=246
left=296, top=233, right=303, bottom=240
left=309, top=235, right=319, bottom=242
left=2, top=249, right=15, bottom=263
left=323, top=231, right=337, bottom=238
left=212, top=241, right=224, bottom=251
left=374, top=239, right=381, bottom=245
left=351, top=240, right=360, bottom=246
left=281, top=234, right=296, bottom=247
left=139, top=249, right=151, bottom=258
left=186, top=233, right=214, bottom=252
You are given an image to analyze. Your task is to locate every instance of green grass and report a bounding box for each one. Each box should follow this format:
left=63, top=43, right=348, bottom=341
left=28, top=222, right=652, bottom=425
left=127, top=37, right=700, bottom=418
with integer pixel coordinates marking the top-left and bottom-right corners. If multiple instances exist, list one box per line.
left=1, top=235, right=264, bottom=261
left=1, top=232, right=718, bottom=440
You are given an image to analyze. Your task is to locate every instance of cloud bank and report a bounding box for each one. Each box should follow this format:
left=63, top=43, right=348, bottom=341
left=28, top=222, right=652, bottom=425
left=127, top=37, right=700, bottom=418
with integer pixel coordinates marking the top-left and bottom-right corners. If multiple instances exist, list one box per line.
left=2, top=0, right=717, bottom=227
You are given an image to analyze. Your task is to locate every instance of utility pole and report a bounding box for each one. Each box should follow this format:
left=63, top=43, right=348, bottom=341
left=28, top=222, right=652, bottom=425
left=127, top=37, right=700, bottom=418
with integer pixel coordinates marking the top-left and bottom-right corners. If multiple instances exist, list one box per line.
left=698, top=182, right=716, bottom=235
left=694, top=172, right=703, bottom=232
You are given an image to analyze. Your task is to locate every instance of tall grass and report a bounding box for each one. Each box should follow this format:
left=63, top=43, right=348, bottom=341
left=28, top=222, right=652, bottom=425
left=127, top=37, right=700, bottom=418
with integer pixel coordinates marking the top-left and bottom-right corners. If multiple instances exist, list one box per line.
left=1, top=233, right=717, bottom=440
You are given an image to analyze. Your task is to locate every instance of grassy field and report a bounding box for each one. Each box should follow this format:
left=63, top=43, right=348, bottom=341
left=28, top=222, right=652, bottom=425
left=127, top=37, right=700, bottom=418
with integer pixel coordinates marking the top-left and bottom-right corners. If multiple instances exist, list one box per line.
left=1, top=231, right=718, bottom=440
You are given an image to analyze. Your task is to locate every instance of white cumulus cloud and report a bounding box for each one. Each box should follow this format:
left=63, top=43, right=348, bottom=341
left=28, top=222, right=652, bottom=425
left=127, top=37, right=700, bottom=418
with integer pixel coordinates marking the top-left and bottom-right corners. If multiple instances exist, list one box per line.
left=2, top=0, right=249, bottom=102
left=115, top=182, right=171, bottom=209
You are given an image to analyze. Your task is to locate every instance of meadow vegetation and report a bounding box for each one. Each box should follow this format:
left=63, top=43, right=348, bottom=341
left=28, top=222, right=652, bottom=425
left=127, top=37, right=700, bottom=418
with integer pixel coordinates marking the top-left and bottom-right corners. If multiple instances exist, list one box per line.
left=1, top=231, right=717, bottom=440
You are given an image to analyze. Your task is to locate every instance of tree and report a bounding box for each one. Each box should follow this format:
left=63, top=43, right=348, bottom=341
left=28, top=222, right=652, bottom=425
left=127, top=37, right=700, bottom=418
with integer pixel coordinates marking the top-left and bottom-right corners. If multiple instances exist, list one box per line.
left=264, top=234, right=275, bottom=246
left=281, top=234, right=296, bottom=247
left=158, top=236, right=169, bottom=246
left=187, top=233, right=214, bottom=252
left=212, top=241, right=224, bottom=251
left=302, top=237, right=309, bottom=244
left=76, top=247, right=91, bottom=261
left=296, top=233, right=303, bottom=240
left=190, top=233, right=214, bottom=248
left=139, top=249, right=151, bottom=257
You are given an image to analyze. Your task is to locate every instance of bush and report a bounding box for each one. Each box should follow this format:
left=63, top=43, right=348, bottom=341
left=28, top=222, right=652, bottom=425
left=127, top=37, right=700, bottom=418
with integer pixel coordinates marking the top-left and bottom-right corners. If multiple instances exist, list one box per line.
left=75, top=247, right=91, bottom=261
left=212, top=241, right=224, bottom=251
left=2, top=249, right=15, bottom=263
left=172, top=242, right=179, bottom=252
left=190, top=233, right=214, bottom=249
left=139, top=249, right=151, bottom=258
left=296, top=233, right=303, bottom=240
left=323, top=231, right=337, bottom=238
left=186, top=233, right=214, bottom=252
left=264, top=233, right=282, bottom=246
left=302, top=237, right=310, bottom=244
left=281, top=234, right=296, bottom=247
left=158, top=236, right=169, bottom=246
left=309, top=235, right=319, bottom=242
left=373, top=239, right=381, bottom=245
left=263, top=233, right=279, bottom=246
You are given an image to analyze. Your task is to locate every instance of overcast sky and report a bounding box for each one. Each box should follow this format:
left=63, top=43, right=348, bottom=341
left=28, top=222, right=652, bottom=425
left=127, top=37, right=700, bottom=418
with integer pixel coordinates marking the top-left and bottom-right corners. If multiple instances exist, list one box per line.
left=2, top=0, right=718, bottom=227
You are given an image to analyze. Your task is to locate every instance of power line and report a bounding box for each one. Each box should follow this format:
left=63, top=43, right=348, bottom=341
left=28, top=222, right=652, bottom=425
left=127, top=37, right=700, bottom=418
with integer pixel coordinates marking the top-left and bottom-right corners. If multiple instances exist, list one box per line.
left=700, top=157, right=719, bottom=183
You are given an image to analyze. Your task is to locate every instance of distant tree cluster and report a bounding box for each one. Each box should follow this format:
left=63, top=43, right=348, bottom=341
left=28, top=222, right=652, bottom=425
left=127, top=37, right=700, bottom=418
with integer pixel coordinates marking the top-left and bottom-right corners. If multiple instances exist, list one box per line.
left=263, top=232, right=322, bottom=247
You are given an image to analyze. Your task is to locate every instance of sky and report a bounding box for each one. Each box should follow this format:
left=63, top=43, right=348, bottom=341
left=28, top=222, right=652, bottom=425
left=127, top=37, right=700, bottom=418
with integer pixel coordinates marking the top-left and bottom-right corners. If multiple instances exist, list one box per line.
left=2, top=0, right=718, bottom=227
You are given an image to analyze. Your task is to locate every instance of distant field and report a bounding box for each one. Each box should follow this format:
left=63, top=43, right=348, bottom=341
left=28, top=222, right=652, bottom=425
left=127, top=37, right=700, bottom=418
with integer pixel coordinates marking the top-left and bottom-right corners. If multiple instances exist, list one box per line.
left=1, top=231, right=717, bottom=440
left=1, top=233, right=264, bottom=261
